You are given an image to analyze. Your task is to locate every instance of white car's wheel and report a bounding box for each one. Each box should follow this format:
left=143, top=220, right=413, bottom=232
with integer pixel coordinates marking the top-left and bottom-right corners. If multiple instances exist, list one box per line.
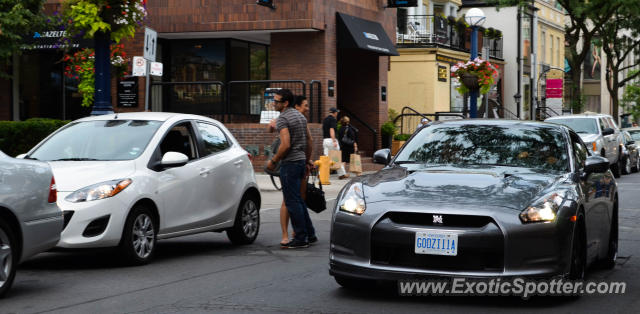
left=227, top=195, right=260, bottom=245
left=119, top=206, right=157, bottom=265
left=0, top=220, right=16, bottom=298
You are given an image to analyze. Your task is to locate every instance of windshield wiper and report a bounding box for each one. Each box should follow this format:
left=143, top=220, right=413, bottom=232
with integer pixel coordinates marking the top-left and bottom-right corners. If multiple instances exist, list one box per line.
left=52, top=158, right=101, bottom=161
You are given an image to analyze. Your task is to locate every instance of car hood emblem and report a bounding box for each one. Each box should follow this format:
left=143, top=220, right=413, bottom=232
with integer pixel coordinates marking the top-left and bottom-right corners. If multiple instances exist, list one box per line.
left=433, top=214, right=443, bottom=224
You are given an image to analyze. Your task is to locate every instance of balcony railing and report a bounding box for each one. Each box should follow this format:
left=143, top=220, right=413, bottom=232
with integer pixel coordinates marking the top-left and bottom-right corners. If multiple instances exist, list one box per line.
left=396, top=15, right=503, bottom=60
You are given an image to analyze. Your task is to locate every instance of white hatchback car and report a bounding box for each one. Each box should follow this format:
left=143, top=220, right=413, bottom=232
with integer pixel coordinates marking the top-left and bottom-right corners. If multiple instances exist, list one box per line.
left=20, top=112, right=260, bottom=264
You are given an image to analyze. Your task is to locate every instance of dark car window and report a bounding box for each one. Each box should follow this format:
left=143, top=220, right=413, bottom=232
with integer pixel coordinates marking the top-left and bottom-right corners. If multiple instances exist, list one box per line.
left=628, top=130, right=640, bottom=141
left=599, top=118, right=607, bottom=132
left=196, top=122, right=230, bottom=156
left=159, top=122, right=198, bottom=160
left=29, top=120, right=162, bottom=161
left=547, top=118, right=598, bottom=134
left=396, top=124, right=569, bottom=172
left=571, top=133, right=588, bottom=169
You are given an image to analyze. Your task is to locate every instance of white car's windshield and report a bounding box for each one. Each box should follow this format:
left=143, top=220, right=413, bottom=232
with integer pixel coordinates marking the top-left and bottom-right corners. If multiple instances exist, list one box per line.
left=395, top=124, right=570, bottom=172
left=29, top=120, right=162, bottom=161
left=547, top=118, right=599, bottom=134
left=627, top=130, right=640, bottom=141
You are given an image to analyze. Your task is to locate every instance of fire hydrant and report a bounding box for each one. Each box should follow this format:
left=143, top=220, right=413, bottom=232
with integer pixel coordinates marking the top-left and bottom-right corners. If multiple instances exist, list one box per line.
left=315, top=155, right=334, bottom=185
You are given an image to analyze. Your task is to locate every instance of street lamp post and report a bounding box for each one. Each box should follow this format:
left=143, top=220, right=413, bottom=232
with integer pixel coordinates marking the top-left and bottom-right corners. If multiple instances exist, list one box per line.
left=91, top=31, right=114, bottom=115
left=465, top=8, right=486, bottom=118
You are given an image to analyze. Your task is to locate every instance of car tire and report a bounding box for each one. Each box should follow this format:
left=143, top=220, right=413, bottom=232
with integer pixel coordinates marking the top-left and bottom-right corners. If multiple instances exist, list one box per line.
left=334, top=275, right=375, bottom=289
left=227, top=195, right=260, bottom=245
left=0, top=220, right=17, bottom=298
left=119, top=206, right=158, bottom=265
left=611, top=157, right=622, bottom=178
left=569, top=219, right=586, bottom=280
left=622, top=156, right=631, bottom=175
left=633, top=155, right=640, bottom=173
left=602, top=205, right=618, bottom=269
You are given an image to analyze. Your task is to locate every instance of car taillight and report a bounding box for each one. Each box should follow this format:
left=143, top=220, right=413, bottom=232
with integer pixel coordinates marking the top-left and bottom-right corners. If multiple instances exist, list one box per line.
left=48, top=176, right=57, bottom=203
left=248, top=153, right=253, bottom=162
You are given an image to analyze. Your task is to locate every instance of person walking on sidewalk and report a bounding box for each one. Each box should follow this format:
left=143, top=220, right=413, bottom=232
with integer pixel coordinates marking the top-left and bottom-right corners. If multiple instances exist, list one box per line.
left=267, top=89, right=316, bottom=249
left=338, top=116, right=358, bottom=166
left=322, top=107, right=348, bottom=179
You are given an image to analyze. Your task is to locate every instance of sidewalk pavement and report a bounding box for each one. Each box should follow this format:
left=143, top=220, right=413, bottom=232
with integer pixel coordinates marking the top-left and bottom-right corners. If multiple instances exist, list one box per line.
left=255, top=172, right=370, bottom=210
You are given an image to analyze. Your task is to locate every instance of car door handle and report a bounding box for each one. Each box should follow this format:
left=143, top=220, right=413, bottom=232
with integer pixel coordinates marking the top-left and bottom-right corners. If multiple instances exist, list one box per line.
left=233, top=160, right=243, bottom=166
left=199, top=168, right=211, bottom=176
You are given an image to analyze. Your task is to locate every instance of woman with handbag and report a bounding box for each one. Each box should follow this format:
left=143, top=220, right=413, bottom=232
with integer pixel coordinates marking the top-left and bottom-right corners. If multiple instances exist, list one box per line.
left=338, top=116, right=358, bottom=165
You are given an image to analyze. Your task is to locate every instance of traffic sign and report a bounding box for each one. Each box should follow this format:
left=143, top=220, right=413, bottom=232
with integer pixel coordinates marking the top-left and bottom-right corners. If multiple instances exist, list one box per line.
left=150, top=62, right=163, bottom=76
left=144, top=27, right=157, bottom=62
left=132, top=56, right=147, bottom=76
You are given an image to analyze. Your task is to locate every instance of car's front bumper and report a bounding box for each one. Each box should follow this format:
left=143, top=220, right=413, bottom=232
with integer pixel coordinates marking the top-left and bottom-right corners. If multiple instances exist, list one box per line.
left=330, top=206, right=576, bottom=280
left=55, top=192, right=129, bottom=248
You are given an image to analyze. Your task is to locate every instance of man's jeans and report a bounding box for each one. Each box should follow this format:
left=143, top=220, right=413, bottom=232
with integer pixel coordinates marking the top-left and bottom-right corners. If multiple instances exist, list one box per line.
left=280, top=160, right=316, bottom=242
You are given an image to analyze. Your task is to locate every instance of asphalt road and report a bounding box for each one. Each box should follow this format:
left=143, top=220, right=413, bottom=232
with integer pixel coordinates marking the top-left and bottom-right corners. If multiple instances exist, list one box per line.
left=1, top=173, right=640, bottom=314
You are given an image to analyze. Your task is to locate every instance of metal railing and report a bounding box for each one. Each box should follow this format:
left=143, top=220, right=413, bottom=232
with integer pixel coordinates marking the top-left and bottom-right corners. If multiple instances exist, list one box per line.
left=397, top=15, right=504, bottom=60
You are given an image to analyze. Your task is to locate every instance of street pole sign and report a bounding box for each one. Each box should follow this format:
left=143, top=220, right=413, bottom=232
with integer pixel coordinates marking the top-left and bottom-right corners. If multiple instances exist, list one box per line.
left=144, top=27, right=157, bottom=62
left=150, top=62, right=163, bottom=76
left=132, top=56, right=147, bottom=76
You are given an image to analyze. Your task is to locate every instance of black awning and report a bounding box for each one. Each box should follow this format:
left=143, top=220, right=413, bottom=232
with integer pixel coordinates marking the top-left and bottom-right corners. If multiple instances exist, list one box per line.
left=337, top=12, right=399, bottom=56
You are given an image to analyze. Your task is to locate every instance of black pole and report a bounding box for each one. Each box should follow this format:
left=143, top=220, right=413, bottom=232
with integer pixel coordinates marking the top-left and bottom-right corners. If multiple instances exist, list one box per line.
left=515, top=5, right=522, bottom=119
left=91, top=31, right=114, bottom=115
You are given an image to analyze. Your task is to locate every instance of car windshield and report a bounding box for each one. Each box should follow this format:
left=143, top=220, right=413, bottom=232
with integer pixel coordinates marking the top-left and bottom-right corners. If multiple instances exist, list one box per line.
left=29, top=120, right=162, bottom=161
left=627, top=130, right=640, bottom=141
left=395, top=124, right=569, bottom=172
left=546, top=118, right=598, bottom=134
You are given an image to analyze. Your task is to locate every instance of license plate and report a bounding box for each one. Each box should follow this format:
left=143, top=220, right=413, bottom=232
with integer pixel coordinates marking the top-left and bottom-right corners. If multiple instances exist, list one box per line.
left=414, top=231, right=458, bottom=256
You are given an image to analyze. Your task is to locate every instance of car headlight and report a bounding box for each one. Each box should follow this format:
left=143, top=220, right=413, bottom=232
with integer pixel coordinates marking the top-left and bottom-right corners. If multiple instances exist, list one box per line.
left=65, top=179, right=132, bottom=203
left=519, top=192, right=564, bottom=223
left=587, top=142, right=598, bottom=154
left=338, top=183, right=366, bottom=215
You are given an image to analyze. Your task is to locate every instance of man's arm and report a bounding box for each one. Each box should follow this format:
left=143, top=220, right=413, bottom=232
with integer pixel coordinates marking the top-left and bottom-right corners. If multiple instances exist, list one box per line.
left=330, top=128, right=338, bottom=147
left=272, top=128, right=291, bottom=163
left=305, top=126, right=313, bottom=161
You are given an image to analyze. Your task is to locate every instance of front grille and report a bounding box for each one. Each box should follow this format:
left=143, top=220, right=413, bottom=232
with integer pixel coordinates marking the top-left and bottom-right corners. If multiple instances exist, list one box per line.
left=386, top=212, right=492, bottom=228
left=82, top=215, right=110, bottom=237
left=62, top=210, right=74, bottom=231
left=370, top=216, right=504, bottom=272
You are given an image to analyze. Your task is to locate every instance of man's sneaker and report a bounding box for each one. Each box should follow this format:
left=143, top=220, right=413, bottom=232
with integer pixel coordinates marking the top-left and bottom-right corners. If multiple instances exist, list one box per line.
left=281, top=239, right=309, bottom=249
left=308, top=236, right=318, bottom=244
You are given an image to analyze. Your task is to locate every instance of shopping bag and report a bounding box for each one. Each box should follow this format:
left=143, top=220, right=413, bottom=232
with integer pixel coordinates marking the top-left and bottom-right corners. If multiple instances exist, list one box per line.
left=349, top=153, right=362, bottom=174
left=305, top=170, right=326, bottom=213
left=329, top=150, right=342, bottom=170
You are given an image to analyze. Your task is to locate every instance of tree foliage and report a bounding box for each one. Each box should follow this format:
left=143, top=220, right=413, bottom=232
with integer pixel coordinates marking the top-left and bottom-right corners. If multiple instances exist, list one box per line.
left=0, top=0, right=46, bottom=77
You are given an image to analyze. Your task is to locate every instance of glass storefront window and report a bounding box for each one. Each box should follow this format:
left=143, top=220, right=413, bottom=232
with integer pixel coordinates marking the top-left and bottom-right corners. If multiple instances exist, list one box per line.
left=170, top=39, right=225, bottom=82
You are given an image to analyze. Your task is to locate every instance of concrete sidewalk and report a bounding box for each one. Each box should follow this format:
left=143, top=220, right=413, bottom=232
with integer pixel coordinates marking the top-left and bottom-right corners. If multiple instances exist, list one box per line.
left=254, top=172, right=364, bottom=210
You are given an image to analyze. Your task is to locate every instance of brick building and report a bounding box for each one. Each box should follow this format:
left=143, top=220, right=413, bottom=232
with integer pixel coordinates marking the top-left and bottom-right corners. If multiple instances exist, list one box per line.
left=1, top=0, right=398, bottom=169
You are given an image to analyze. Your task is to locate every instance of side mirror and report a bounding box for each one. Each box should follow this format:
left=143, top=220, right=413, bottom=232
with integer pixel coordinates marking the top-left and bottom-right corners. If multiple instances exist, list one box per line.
left=15, top=154, right=26, bottom=159
left=602, top=128, right=615, bottom=136
left=373, top=148, right=391, bottom=165
left=628, top=140, right=635, bottom=145
left=583, top=155, right=610, bottom=176
left=161, top=152, right=189, bottom=168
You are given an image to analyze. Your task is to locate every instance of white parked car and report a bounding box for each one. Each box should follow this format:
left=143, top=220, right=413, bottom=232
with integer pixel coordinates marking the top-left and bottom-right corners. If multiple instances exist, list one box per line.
left=20, top=112, right=261, bottom=264
left=0, top=151, right=62, bottom=297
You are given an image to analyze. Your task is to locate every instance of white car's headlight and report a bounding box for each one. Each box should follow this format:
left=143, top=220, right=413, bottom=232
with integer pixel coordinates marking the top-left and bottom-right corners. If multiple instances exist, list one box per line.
left=65, top=179, right=132, bottom=203
left=338, top=183, right=366, bottom=215
left=520, top=192, right=564, bottom=223
left=587, top=142, right=599, bottom=154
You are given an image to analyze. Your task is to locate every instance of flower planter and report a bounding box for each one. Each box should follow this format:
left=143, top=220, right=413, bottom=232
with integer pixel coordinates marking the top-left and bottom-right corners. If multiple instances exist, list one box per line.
left=461, top=74, right=480, bottom=91
left=391, top=140, right=406, bottom=156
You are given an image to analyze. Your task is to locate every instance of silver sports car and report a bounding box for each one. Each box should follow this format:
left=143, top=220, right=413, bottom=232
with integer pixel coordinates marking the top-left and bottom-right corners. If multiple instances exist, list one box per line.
left=0, top=151, right=63, bottom=297
left=330, top=120, right=618, bottom=287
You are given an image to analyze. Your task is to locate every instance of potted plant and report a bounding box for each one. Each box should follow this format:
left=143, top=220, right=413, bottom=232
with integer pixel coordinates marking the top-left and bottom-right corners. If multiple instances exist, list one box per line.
left=451, top=57, right=499, bottom=95
left=392, top=133, right=411, bottom=155
left=381, top=121, right=396, bottom=149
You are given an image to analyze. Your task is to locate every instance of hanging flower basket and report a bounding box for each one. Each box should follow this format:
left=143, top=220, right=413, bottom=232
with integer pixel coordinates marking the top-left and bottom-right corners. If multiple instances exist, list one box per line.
left=461, top=73, right=480, bottom=91
left=451, top=57, right=499, bottom=95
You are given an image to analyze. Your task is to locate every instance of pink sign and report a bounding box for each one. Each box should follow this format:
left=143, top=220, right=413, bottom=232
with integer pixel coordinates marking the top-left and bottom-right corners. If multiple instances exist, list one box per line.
left=546, top=78, right=563, bottom=89
left=546, top=89, right=563, bottom=98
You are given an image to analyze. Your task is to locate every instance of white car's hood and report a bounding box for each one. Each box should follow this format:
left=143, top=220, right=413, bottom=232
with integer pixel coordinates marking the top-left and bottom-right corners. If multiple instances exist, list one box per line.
left=578, top=133, right=600, bottom=143
left=49, top=161, right=136, bottom=192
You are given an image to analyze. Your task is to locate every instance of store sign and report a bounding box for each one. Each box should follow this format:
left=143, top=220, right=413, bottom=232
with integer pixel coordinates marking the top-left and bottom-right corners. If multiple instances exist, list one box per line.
left=387, top=0, right=418, bottom=8
left=438, top=65, right=448, bottom=82
left=546, top=78, right=563, bottom=98
left=436, top=55, right=466, bottom=64
left=21, top=30, right=92, bottom=50
left=118, top=77, right=138, bottom=107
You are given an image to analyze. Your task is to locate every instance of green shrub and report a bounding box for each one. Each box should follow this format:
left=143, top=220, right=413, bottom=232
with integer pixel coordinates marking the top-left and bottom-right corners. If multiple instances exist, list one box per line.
left=394, top=133, right=411, bottom=141
left=0, top=118, right=70, bottom=157
left=381, top=121, right=397, bottom=136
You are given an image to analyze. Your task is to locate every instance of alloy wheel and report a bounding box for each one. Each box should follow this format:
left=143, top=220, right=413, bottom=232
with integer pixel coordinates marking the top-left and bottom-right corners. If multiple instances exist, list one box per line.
left=570, top=226, right=586, bottom=280
left=625, top=158, right=632, bottom=174
left=132, top=214, right=155, bottom=259
left=241, top=200, right=259, bottom=239
left=0, top=228, right=12, bottom=287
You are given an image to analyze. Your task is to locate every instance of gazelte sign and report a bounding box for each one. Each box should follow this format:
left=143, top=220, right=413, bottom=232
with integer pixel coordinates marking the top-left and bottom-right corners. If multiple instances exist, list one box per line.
left=21, top=30, right=92, bottom=50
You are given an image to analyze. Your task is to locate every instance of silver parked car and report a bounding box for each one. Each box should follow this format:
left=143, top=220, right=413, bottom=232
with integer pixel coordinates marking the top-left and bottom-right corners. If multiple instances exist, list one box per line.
left=0, top=150, right=63, bottom=297
left=546, top=113, right=624, bottom=177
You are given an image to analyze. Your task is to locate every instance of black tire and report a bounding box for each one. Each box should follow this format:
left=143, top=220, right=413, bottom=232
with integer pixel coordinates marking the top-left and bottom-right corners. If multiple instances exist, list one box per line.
left=602, top=205, right=618, bottom=269
left=334, top=275, right=375, bottom=289
left=569, top=219, right=586, bottom=280
left=227, top=195, right=260, bottom=245
left=633, top=154, right=640, bottom=173
left=0, top=220, right=17, bottom=298
left=611, top=157, right=622, bottom=178
left=622, top=156, right=631, bottom=175
left=118, top=206, right=158, bottom=265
